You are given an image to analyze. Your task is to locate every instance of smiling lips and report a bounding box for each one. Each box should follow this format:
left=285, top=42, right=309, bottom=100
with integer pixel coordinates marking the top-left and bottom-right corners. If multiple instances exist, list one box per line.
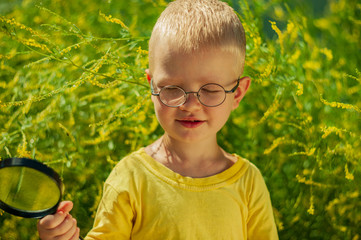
left=176, top=118, right=205, bottom=128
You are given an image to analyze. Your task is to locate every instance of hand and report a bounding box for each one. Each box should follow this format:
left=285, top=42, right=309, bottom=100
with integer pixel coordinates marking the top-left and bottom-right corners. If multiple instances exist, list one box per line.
left=37, top=201, right=80, bottom=240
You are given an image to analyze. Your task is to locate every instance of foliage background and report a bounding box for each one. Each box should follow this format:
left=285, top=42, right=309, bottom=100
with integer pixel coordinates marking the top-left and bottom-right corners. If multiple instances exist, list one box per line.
left=0, top=0, right=360, bottom=239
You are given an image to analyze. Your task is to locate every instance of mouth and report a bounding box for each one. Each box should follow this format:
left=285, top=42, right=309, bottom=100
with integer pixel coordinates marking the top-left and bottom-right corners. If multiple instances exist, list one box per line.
left=176, top=119, right=205, bottom=128
left=182, top=120, right=202, bottom=122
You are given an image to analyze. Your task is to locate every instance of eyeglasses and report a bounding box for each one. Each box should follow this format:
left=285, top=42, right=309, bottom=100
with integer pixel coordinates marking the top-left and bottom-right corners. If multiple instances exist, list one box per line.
left=150, top=78, right=240, bottom=107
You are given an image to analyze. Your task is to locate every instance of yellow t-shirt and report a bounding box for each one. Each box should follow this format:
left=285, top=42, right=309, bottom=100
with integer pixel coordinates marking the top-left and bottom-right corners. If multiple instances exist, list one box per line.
left=85, top=148, right=278, bottom=240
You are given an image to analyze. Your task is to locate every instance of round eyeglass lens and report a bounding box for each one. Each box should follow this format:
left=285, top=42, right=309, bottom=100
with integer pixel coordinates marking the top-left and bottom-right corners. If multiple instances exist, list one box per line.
left=160, top=86, right=186, bottom=106
left=198, top=84, right=226, bottom=106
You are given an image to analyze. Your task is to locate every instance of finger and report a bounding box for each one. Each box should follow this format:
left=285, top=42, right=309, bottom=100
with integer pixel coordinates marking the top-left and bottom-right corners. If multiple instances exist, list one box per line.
left=54, top=218, right=78, bottom=240
left=69, top=227, right=80, bottom=240
left=38, top=210, right=68, bottom=230
left=54, top=214, right=76, bottom=235
left=39, top=214, right=75, bottom=239
left=57, top=201, right=74, bottom=214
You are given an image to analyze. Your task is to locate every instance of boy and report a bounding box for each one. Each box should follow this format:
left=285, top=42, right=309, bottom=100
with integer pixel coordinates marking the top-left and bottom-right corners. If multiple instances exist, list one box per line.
left=37, top=0, right=278, bottom=239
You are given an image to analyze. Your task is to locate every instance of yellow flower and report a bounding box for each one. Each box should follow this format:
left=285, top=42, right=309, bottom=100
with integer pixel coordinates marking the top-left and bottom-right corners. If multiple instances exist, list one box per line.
left=1, top=16, right=38, bottom=37
left=0, top=81, right=6, bottom=88
left=320, top=48, right=333, bottom=61
left=345, top=164, right=354, bottom=180
left=330, top=0, right=346, bottom=13
left=286, top=21, right=298, bottom=41
left=136, top=46, right=148, bottom=55
left=99, top=11, right=128, bottom=30
left=17, top=132, right=31, bottom=158
left=293, top=81, right=304, bottom=96
left=338, top=58, right=346, bottom=67
left=288, top=49, right=301, bottom=64
left=259, top=98, right=279, bottom=124
left=274, top=6, right=285, bottom=19
left=303, top=32, right=313, bottom=47
left=321, top=126, right=344, bottom=139
left=345, top=71, right=361, bottom=83
left=307, top=208, right=315, bottom=216
left=296, top=175, right=327, bottom=188
left=303, top=61, right=321, bottom=71
left=308, top=148, right=316, bottom=156
left=253, top=36, right=262, bottom=49
left=330, top=69, right=342, bottom=79
left=258, top=60, right=274, bottom=81
left=264, top=137, right=306, bottom=155
left=269, top=21, right=284, bottom=53
left=307, top=198, right=315, bottom=215
left=320, top=95, right=361, bottom=113
left=314, top=18, right=330, bottom=30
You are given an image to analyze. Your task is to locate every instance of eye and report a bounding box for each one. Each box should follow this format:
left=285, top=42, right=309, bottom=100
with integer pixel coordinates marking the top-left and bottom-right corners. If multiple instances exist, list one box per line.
left=200, top=84, right=224, bottom=93
left=161, top=86, right=184, bottom=98
left=202, top=88, right=222, bottom=93
left=159, top=86, right=185, bottom=106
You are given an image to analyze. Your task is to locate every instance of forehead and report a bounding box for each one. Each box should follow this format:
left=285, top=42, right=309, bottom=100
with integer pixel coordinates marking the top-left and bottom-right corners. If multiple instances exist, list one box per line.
left=150, top=41, right=242, bottom=86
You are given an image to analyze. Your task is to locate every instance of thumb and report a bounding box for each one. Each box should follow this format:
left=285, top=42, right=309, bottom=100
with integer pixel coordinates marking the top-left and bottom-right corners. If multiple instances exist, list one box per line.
left=38, top=201, right=74, bottom=229
left=57, top=200, right=74, bottom=214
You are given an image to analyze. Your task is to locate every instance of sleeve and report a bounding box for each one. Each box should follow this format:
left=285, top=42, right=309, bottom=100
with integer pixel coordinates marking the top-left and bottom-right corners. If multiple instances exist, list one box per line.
left=247, top=166, right=279, bottom=240
left=84, top=182, right=135, bottom=240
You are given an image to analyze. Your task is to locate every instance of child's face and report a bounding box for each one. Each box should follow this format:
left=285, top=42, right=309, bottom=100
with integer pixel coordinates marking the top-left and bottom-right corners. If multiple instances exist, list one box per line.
left=147, top=42, right=250, bottom=144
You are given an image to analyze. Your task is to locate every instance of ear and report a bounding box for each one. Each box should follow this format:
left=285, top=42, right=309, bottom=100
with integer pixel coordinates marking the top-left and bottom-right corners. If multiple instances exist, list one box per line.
left=145, top=69, right=151, bottom=84
left=232, top=76, right=251, bottom=110
left=146, top=69, right=156, bottom=103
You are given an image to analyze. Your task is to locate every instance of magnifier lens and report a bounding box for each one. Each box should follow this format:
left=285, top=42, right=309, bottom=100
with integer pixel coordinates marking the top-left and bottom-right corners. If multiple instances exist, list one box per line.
left=0, top=158, right=63, bottom=218
left=0, top=166, right=60, bottom=211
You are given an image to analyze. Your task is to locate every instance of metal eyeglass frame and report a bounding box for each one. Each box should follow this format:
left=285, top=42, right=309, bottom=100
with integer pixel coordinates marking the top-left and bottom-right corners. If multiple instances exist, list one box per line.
left=150, top=78, right=240, bottom=107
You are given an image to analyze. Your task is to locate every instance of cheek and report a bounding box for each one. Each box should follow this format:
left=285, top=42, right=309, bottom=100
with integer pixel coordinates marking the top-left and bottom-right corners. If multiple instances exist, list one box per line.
left=151, top=95, right=157, bottom=104
left=152, top=96, right=164, bottom=115
left=209, top=107, right=232, bottom=129
left=152, top=99, right=172, bottom=125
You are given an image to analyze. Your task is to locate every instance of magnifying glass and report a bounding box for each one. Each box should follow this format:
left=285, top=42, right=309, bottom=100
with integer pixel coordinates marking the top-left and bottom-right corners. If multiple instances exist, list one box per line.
left=0, top=157, right=63, bottom=218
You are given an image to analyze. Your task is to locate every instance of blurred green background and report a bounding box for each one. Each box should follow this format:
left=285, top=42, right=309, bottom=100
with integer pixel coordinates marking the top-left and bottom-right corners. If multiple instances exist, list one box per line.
left=0, top=0, right=360, bottom=239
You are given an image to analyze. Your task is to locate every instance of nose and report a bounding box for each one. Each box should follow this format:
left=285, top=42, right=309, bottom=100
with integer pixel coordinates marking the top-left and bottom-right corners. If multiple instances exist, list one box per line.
left=179, top=92, right=202, bottom=111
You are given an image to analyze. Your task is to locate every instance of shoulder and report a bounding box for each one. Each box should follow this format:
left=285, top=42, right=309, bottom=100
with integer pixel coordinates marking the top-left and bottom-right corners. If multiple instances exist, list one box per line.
left=114, top=148, right=146, bottom=170
left=233, top=155, right=269, bottom=194
left=234, top=155, right=264, bottom=180
left=246, top=160, right=265, bottom=181
left=105, top=148, right=148, bottom=190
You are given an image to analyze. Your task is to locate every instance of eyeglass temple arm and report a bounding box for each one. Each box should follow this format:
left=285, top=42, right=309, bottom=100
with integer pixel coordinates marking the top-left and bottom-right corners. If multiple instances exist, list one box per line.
left=150, top=79, right=160, bottom=96
left=225, top=78, right=240, bottom=93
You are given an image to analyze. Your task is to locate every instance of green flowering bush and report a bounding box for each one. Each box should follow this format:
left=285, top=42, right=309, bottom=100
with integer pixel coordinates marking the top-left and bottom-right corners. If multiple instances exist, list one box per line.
left=0, top=0, right=360, bottom=239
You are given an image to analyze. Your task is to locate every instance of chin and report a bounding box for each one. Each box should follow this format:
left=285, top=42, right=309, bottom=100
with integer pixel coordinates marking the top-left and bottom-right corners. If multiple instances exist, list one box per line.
left=167, top=131, right=217, bottom=144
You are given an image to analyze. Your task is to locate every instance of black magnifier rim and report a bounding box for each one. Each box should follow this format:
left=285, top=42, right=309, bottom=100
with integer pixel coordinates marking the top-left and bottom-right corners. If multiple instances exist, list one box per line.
left=0, top=157, right=63, bottom=218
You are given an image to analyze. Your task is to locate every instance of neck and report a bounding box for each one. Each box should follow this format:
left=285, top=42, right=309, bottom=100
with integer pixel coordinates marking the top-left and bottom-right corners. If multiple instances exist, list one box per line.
left=146, top=134, right=235, bottom=178
left=161, top=134, right=222, bottom=165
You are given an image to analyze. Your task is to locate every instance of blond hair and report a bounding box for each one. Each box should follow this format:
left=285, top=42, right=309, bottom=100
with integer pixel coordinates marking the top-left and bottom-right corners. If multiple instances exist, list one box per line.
left=149, top=0, right=246, bottom=72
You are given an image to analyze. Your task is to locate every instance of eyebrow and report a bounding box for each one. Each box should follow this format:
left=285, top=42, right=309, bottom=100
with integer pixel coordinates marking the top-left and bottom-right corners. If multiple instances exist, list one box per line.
left=152, top=78, right=182, bottom=88
left=152, top=76, right=239, bottom=88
